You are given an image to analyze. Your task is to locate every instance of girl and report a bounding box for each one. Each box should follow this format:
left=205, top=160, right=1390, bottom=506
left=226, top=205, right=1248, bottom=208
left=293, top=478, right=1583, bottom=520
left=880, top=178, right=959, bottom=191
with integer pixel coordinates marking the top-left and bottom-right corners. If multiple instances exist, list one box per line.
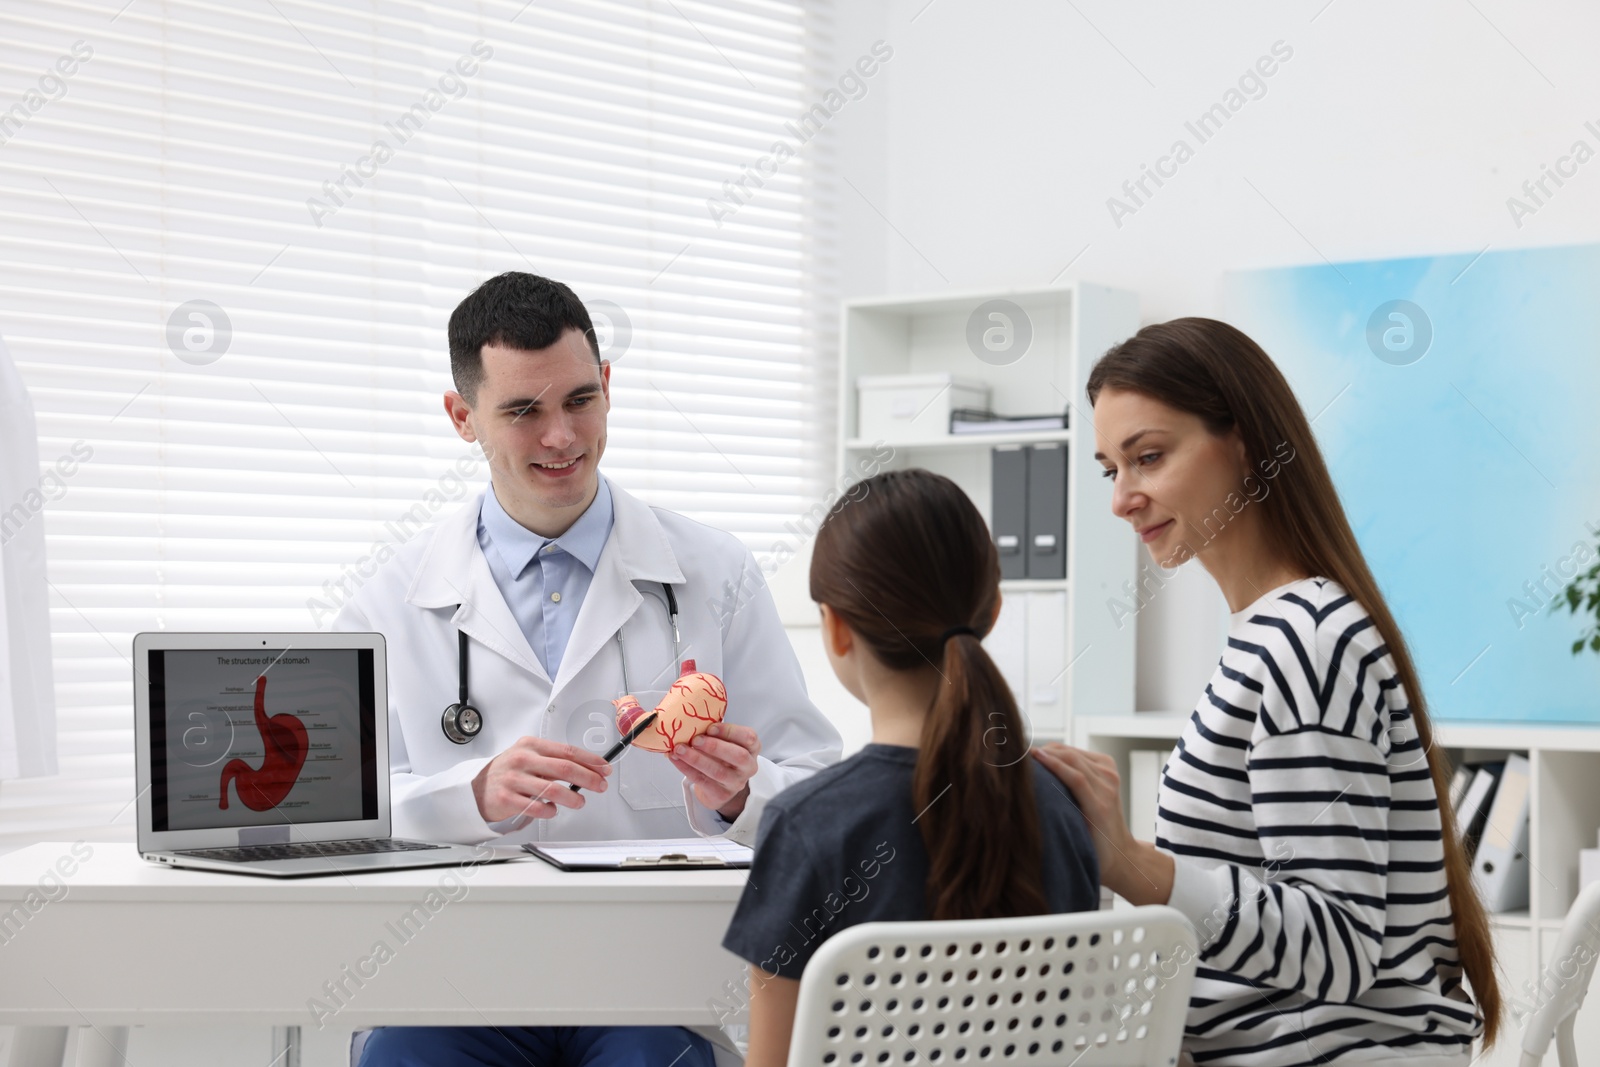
left=721, top=468, right=1101, bottom=1066
left=1034, top=317, right=1498, bottom=1066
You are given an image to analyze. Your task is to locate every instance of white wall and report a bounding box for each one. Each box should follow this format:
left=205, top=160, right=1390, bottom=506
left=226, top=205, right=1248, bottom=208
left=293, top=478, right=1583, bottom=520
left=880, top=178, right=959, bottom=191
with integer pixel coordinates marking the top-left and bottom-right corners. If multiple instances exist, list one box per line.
left=785, top=0, right=1600, bottom=726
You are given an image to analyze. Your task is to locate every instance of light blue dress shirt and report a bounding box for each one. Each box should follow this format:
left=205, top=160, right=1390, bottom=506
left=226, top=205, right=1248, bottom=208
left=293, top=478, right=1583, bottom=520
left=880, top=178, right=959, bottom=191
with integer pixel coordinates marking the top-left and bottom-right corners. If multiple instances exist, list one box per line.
left=476, top=477, right=615, bottom=679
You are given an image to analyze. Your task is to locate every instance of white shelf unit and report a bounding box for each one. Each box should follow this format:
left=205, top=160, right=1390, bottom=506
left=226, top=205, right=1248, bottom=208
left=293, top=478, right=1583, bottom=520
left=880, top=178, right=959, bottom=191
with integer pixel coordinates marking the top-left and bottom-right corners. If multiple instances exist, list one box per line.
left=837, top=284, right=1141, bottom=742
left=1075, top=713, right=1600, bottom=1063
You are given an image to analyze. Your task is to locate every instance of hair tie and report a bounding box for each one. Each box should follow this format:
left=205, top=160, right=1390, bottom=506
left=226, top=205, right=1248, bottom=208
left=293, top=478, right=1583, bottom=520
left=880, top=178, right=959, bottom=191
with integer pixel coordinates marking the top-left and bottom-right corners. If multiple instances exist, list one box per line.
left=939, top=625, right=978, bottom=645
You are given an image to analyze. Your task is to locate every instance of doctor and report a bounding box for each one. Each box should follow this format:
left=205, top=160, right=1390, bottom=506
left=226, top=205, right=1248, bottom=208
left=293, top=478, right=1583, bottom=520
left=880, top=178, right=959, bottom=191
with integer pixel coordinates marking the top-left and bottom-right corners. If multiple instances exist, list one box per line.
left=337, top=271, right=842, bottom=1067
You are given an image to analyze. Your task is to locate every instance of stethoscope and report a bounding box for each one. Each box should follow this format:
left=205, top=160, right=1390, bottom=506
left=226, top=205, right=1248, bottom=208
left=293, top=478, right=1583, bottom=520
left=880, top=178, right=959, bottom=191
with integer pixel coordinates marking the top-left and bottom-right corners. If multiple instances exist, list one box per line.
left=441, top=582, right=681, bottom=744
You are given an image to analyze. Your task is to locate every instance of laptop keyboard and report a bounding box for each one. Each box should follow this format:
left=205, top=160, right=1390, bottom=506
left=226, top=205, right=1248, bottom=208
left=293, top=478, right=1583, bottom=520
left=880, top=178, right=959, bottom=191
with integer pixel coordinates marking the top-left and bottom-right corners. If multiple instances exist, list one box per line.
left=178, top=839, right=447, bottom=863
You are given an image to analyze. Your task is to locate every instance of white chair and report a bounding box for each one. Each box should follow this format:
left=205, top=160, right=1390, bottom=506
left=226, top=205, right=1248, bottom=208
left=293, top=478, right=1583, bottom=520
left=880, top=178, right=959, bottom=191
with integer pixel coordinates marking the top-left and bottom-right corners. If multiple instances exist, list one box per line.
left=787, top=906, right=1198, bottom=1067
left=1520, top=880, right=1600, bottom=1066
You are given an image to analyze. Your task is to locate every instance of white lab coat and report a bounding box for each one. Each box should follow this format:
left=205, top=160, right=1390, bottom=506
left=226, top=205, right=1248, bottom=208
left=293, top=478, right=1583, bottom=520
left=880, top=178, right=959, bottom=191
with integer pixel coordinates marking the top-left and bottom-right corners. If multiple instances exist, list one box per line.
left=333, top=473, right=842, bottom=847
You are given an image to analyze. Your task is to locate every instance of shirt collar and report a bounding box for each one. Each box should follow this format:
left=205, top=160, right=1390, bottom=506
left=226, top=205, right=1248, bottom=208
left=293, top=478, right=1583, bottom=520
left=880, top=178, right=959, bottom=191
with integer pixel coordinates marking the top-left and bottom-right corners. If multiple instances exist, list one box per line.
left=479, top=476, right=614, bottom=579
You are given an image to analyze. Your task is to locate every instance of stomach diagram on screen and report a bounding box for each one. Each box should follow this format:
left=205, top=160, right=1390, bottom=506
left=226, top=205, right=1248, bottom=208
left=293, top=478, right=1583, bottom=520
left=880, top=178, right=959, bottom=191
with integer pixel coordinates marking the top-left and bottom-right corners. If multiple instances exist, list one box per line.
left=218, top=674, right=309, bottom=811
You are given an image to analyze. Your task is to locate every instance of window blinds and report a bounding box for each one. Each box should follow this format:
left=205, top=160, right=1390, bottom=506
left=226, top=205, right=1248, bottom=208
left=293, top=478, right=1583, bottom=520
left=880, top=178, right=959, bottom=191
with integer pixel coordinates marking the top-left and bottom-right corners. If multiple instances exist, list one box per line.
left=0, top=0, right=837, bottom=851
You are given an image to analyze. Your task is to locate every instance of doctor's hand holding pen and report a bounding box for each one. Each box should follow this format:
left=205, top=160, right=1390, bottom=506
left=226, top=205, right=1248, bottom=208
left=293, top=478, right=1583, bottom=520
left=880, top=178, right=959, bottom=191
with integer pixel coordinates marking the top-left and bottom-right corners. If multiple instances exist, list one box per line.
left=468, top=724, right=763, bottom=824
left=471, top=737, right=613, bottom=822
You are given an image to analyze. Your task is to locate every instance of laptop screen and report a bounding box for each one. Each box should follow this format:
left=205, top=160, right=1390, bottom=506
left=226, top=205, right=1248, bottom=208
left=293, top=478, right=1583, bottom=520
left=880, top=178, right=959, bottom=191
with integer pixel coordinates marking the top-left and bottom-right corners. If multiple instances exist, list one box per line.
left=146, top=647, right=379, bottom=833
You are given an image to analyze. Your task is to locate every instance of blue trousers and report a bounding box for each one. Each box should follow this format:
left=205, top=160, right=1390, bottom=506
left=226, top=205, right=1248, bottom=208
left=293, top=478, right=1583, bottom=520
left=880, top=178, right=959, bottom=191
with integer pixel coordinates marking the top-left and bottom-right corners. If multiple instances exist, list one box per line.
left=357, top=1025, right=717, bottom=1067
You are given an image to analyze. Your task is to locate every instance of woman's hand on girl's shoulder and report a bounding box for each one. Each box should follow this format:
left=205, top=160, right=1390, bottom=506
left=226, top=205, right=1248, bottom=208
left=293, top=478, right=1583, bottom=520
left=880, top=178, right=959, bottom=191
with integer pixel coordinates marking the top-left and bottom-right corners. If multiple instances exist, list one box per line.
left=1032, top=743, right=1137, bottom=892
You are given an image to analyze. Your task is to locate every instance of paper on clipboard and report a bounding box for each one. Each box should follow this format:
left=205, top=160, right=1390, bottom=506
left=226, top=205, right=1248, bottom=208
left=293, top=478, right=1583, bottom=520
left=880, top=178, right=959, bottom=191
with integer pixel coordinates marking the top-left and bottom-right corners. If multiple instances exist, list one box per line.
left=522, top=836, right=753, bottom=870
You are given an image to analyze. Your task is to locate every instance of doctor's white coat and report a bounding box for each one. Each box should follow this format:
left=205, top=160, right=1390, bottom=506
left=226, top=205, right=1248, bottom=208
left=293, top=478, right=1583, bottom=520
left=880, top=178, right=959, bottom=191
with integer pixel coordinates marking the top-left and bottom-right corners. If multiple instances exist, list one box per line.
left=332, top=474, right=843, bottom=848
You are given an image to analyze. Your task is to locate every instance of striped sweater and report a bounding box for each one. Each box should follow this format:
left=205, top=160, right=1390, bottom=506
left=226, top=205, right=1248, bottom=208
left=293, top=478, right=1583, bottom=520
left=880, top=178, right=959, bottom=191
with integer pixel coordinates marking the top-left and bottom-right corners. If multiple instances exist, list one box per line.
left=1158, top=577, right=1481, bottom=1066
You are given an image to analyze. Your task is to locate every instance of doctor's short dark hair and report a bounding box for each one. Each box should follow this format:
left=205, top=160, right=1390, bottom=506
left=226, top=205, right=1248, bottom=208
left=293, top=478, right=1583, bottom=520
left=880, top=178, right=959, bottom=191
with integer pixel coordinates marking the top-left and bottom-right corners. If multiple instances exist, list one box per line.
left=448, top=272, right=601, bottom=402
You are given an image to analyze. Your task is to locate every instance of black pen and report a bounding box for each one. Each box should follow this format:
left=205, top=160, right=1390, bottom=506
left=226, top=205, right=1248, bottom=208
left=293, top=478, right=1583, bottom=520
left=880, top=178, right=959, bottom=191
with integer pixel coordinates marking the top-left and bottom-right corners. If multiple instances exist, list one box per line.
left=569, top=711, right=658, bottom=792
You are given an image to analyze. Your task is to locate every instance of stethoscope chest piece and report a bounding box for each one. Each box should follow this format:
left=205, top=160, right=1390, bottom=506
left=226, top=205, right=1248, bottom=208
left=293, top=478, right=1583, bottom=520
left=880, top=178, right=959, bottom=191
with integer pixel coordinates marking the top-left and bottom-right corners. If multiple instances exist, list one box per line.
left=441, top=701, right=482, bottom=745
left=442, top=629, right=482, bottom=745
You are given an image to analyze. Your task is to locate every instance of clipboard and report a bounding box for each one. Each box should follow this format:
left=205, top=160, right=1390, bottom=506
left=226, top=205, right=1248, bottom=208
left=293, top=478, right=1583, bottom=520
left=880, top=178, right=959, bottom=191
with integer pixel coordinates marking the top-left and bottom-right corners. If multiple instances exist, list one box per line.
left=520, top=837, right=753, bottom=871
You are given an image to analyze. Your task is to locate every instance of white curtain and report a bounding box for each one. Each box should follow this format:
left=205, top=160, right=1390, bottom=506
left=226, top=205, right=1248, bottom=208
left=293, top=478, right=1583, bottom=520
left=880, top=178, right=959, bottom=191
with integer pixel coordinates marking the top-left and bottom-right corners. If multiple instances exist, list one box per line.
left=0, top=0, right=836, bottom=850
left=0, top=334, right=58, bottom=781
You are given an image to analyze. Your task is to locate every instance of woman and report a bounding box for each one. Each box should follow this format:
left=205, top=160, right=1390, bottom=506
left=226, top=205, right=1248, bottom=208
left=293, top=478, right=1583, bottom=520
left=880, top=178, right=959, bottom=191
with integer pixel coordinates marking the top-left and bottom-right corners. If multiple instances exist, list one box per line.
left=721, top=468, right=1101, bottom=1065
left=1034, top=318, right=1498, bottom=1067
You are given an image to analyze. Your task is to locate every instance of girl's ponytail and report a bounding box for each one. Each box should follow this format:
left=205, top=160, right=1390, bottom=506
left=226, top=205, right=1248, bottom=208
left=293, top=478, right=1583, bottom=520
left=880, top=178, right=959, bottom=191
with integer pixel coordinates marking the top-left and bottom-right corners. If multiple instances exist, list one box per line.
left=913, top=628, right=1048, bottom=919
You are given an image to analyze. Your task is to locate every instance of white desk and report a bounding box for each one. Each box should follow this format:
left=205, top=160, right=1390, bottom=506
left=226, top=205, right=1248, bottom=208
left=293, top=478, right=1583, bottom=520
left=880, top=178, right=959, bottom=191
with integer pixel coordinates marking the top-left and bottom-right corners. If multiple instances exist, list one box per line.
left=0, top=842, right=749, bottom=1067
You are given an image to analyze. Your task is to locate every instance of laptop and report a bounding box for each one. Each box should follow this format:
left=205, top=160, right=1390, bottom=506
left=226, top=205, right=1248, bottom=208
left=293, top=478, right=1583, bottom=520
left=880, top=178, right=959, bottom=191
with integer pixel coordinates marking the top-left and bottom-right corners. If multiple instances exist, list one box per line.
left=132, top=631, right=504, bottom=877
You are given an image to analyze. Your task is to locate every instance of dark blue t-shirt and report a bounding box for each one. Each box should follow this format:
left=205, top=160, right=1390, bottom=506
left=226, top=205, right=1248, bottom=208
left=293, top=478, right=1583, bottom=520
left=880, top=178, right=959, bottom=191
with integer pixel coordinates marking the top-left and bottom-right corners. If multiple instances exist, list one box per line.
left=721, top=743, right=1100, bottom=979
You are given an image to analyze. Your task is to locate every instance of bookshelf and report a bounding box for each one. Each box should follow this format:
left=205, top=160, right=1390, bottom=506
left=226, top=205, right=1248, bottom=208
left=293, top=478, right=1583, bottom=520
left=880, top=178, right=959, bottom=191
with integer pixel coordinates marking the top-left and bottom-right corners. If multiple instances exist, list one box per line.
left=836, top=284, right=1141, bottom=741
left=1076, top=713, right=1600, bottom=1064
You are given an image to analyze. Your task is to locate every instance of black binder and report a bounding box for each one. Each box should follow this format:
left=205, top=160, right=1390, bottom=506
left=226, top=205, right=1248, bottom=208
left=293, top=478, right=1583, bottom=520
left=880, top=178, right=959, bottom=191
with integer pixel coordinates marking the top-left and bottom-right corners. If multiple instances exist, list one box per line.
left=991, top=446, right=1028, bottom=580
left=1025, top=442, right=1067, bottom=579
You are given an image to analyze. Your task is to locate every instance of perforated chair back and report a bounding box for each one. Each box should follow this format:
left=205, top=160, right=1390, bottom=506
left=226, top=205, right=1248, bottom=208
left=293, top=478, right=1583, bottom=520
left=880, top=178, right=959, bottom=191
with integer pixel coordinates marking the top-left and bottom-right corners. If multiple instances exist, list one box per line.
left=787, top=905, right=1197, bottom=1067
left=1520, top=880, right=1600, bottom=1066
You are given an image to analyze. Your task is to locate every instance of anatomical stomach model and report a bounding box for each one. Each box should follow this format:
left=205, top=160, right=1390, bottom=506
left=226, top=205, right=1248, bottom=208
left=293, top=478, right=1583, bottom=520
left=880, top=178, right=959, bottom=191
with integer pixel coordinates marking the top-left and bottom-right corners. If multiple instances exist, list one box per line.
left=613, top=662, right=727, bottom=754
left=218, top=674, right=309, bottom=811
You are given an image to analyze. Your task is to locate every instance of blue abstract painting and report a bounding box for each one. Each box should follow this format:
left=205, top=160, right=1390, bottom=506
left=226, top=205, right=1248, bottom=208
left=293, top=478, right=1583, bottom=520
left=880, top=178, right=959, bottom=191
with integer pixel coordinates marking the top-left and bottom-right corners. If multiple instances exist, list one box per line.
left=1223, top=244, right=1600, bottom=724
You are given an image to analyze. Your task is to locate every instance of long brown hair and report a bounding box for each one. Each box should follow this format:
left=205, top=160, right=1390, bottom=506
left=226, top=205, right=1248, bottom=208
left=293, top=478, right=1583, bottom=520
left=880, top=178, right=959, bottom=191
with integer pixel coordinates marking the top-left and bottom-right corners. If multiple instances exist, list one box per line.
left=1087, top=316, right=1501, bottom=1047
left=809, top=468, right=1050, bottom=921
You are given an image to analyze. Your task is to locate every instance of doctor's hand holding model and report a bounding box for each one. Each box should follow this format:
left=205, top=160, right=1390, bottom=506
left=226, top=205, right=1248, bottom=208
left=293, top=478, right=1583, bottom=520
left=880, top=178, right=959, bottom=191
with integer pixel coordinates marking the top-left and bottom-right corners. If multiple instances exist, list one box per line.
left=337, top=271, right=842, bottom=1067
